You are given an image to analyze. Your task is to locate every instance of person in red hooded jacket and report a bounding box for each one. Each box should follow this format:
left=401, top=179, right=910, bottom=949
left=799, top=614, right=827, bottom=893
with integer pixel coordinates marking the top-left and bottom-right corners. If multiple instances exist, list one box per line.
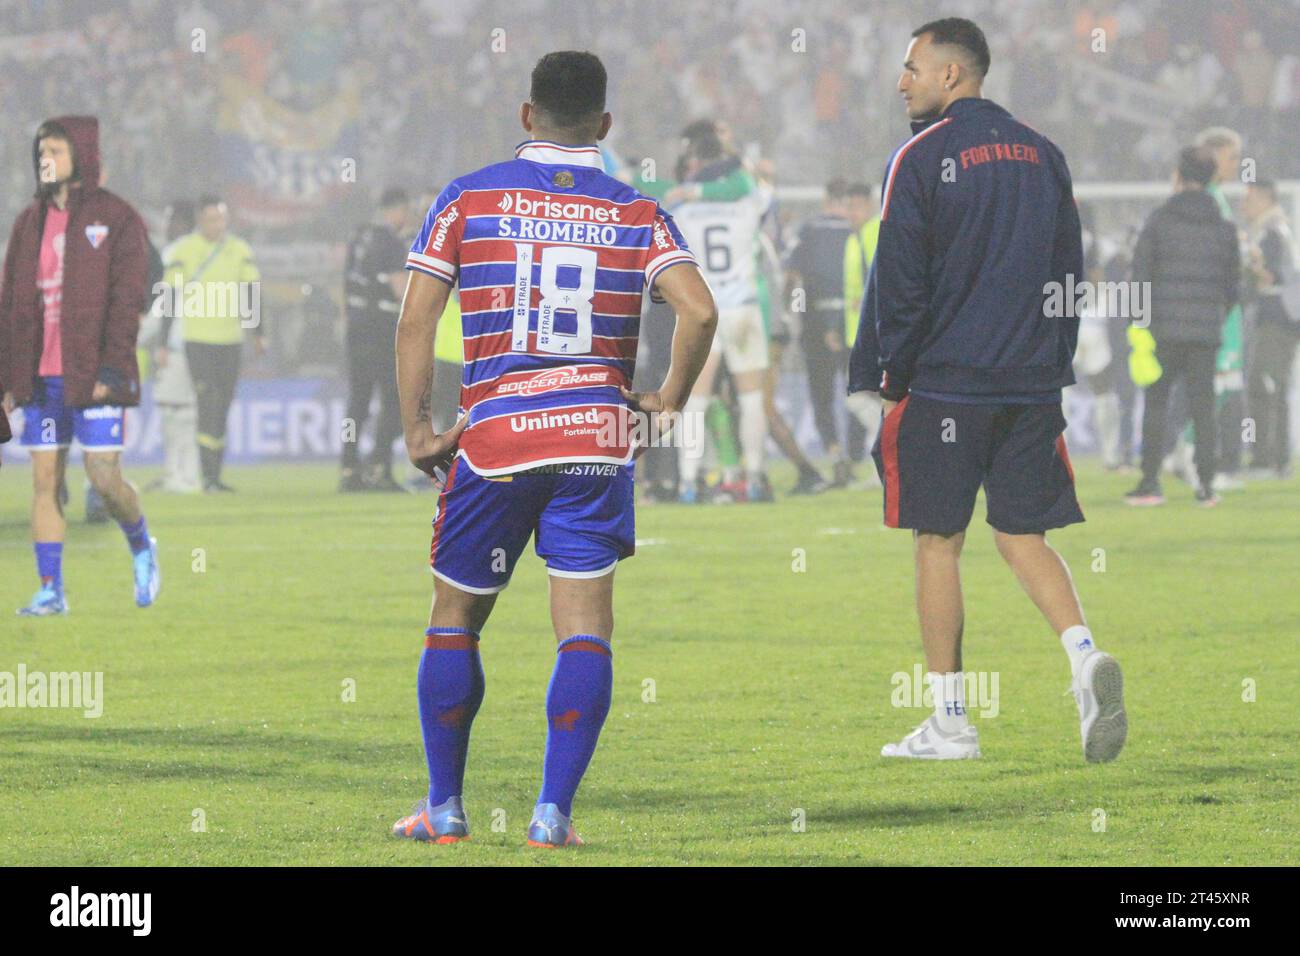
left=0, top=116, right=160, bottom=615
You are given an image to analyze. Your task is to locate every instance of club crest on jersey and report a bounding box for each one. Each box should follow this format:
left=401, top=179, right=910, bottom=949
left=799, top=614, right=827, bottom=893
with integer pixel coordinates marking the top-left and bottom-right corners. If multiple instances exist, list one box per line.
left=85, top=222, right=109, bottom=249
left=552, top=170, right=575, bottom=188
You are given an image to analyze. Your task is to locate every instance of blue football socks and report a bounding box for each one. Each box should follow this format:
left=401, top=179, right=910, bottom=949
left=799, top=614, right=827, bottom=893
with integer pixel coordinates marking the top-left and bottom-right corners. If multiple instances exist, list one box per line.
left=538, top=635, right=613, bottom=817
left=418, top=626, right=486, bottom=806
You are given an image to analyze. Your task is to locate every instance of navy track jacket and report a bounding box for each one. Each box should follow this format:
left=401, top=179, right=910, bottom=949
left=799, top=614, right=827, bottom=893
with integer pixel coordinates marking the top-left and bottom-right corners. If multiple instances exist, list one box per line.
left=848, top=97, right=1084, bottom=401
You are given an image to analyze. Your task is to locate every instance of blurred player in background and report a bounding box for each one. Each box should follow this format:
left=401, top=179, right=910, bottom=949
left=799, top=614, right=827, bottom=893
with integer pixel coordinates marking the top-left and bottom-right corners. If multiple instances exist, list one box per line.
left=142, top=200, right=201, bottom=494
left=391, top=51, right=716, bottom=847
left=670, top=119, right=772, bottom=502
left=842, top=181, right=881, bottom=484
left=164, top=195, right=263, bottom=493
left=785, top=178, right=853, bottom=491
left=1197, top=127, right=1249, bottom=490
left=849, top=19, right=1126, bottom=763
left=1, top=116, right=159, bottom=614
left=1243, top=179, right=1298, bottom=479
left=339, top=187, right=411, bottom=492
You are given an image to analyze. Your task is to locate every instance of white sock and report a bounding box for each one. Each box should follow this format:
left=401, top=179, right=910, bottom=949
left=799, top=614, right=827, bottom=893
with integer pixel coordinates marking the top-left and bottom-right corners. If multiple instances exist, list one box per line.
left=738, top=389, right=766, bottom=476
left=927, top=671, right=970, bottom=732
left=678, top=395, right=710, bottom=488
left=1060, top=625, right=1096, bottom=678
left=1094, top=392, right=1121, bottom=468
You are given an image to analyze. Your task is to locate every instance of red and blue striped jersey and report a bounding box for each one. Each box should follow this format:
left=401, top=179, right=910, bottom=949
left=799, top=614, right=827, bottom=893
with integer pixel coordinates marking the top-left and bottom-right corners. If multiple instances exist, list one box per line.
left=406, top=140, right=696, bottom=476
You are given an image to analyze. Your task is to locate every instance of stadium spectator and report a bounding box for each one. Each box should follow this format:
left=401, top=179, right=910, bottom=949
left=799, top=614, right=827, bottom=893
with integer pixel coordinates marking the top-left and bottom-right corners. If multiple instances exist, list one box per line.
left=163, top=194, right=262, bottom=492
left=1126, top=145, right=1241, bottom=507
left=339, top=187, right=410, bottom=493
left=1243, top=179, right=1298, bottom=478
left=0, top=115, right=159, bottom=614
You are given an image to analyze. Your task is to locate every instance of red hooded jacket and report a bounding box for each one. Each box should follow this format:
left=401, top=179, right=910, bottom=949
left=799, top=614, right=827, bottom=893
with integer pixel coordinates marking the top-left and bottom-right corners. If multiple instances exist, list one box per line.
left=0, top=115, right=148, bottom=414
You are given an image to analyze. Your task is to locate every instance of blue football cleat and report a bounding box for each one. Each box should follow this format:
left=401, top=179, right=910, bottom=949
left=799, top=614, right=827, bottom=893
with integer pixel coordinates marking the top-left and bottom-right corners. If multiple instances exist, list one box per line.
left=134, top=536, right=160, bottom=608
left=526, top=803, right=584, bottom=848
left=17, top=583, right=69, bottom=617
left=392, top=796, right=470, bottom=844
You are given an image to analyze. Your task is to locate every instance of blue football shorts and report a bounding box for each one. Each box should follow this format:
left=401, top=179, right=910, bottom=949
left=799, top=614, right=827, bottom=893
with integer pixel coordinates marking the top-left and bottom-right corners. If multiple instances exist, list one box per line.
left=20, top=376, right=125, bottom=451
left=429, top=456, right=635, bottom=594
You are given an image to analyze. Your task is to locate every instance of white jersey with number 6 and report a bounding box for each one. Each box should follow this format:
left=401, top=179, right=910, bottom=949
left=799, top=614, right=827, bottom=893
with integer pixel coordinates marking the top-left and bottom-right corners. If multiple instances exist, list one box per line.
left=673, top=189, right=766, bottom=311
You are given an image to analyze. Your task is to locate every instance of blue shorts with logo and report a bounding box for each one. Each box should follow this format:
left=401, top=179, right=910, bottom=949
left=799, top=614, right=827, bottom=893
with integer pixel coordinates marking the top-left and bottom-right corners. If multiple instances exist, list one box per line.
left=430, top=456, right=635, bottom=594
left=20, top=376, right=125, bottom=451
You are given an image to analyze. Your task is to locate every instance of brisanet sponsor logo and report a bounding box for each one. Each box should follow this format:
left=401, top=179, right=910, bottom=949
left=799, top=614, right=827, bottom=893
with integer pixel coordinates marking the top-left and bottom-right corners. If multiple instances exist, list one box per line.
left=50, top=886, right=151, bottom=936
left=498, top=192, right=622, bottom=223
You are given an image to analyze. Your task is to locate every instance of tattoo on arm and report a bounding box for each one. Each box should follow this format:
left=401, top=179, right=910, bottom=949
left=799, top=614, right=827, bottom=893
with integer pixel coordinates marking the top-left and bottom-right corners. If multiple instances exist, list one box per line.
left=415, top=369, right=433, bottom=426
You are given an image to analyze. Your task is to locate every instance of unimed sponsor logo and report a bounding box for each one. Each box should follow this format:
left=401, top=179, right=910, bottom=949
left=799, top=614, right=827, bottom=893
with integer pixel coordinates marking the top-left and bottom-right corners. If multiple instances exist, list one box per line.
left=509, top=407, right=608, bottom=433
left=50, top=886, right=151, bottom=936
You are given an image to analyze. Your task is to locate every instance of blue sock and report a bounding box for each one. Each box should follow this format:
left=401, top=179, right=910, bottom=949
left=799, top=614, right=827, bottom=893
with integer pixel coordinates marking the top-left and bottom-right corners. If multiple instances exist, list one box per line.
left=120, top=515, right=150, bottom=555
left=538, top=636, right=613, bottom=817
left=418, top=627, right=485, bottom=806
left=35, top=541, right=63, bottom=590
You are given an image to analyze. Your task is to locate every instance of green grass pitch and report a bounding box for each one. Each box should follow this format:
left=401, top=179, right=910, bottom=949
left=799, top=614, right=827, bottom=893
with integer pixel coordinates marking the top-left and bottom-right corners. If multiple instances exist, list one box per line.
left=1, top=459, right=1296, bottom=866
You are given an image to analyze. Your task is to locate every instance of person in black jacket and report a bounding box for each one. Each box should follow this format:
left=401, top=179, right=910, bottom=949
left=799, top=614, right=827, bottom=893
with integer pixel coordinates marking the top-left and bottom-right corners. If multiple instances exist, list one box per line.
left=340, top=188, right=411, bottom=492
left=849, top=18, right=1126, bottom=765
left=1126, top=147, right=1241, bottom=506
left=1243, top=179, right=1298, bottom=478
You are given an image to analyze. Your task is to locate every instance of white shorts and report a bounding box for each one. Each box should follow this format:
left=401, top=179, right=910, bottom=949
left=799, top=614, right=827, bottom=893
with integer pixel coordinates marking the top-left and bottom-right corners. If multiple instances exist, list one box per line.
left=715, top=304, right=769, bottom=374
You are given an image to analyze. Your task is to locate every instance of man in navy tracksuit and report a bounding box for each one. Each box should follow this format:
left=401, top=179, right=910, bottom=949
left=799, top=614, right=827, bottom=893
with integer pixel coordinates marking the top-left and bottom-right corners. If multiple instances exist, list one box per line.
left=848, top=18, right=1127, bottom=763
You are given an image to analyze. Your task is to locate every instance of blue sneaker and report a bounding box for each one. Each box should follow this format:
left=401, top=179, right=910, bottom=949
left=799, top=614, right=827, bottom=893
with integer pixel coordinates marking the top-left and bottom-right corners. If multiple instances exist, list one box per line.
left=391, top=796, right=470, bottom=844
left=526, top=803, right=584, bottom=848
left=134, top=537, right=160, bottom=608
left=17, top=583, right=69, bottom=617
left=678, top=486, right=698, bottom=505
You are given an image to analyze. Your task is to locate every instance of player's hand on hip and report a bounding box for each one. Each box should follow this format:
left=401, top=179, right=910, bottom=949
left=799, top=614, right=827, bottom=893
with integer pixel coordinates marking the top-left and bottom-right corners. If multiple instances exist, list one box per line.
left=91, top=381, right=111, bottom=403
left=619, top=385, right=679, bottom=459
left=406, top=414, right=468, bottom=478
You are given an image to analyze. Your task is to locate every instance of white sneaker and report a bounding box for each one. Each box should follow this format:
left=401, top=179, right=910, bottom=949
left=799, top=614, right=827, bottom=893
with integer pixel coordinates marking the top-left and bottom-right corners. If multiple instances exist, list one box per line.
left=1072, top=651, right=1127, bottom=763
left=881, top=715, right=980, bottom=759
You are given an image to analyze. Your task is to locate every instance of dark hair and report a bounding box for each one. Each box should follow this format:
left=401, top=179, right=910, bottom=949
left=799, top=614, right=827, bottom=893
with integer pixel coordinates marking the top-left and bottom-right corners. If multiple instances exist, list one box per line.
left=530, top=51, right=607, bottom=132
left=197, top=193, right=224, bottom=211
left=681, top=119, right=723, bottom=162
left=1248, top=178, right=1278, bottom=202
left=913, top=17, right=991, bottom=79
left=35, top=119, right=75, bottom=179
left=1177, top=146, right=1216, bottom=187
left=379, top=186, right=409, bottom=209
left=825, top=178, right=849, bottom=201
left=167, top=199, right=196, bottom=234
left=846, top=181, right=874, bottom=199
